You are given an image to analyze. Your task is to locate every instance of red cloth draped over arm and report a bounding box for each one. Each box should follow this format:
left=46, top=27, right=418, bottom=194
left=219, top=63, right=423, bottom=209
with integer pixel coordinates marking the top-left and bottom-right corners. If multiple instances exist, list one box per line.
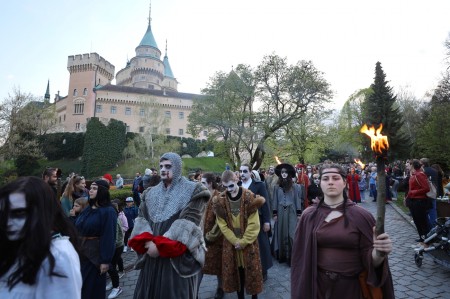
left=128, top=232, right=187, bottom=257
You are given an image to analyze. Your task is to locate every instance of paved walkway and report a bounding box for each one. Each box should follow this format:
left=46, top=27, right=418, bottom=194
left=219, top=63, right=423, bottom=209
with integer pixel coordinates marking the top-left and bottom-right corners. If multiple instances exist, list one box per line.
left=111, top=199, right=450, bottom=299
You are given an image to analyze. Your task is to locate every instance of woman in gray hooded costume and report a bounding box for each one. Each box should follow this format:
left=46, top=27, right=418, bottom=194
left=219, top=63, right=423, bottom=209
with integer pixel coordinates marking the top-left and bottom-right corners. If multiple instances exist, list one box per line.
left=131, top=152, right=210, bottom=299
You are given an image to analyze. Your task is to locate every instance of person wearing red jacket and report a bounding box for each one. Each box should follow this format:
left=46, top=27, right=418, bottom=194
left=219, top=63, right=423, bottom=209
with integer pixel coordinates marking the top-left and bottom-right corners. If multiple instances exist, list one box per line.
left=406, top=159, right=430, bottom=245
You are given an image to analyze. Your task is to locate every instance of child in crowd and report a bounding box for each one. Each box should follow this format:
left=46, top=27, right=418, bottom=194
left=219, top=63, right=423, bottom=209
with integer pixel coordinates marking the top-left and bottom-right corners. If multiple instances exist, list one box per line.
left=106, top=201, right=128, bottom=299
left=69, top=197, right=89, bottom=223
left=123, top=197, right=138, bottom=252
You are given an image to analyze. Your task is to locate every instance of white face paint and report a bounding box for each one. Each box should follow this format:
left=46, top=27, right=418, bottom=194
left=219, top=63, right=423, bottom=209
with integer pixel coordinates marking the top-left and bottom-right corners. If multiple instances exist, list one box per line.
left=240, top=166, right=251, bottom=182
left=281, top=169, right=289, bottom=179
left=268, top=167, right=275, bottom=175
left=201, top=178, right=212, bottom=192
left=160, top=161, right=173, bottom=183
left=222, top=180, right=239, bottom=196
left=7, top=192, right=27, bottom=241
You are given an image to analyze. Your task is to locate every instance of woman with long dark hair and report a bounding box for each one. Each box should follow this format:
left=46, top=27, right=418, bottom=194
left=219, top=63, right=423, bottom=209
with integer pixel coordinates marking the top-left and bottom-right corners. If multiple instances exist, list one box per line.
left=75, top=179, right=117, bottom=299
left=0, top=176, right=81, bottom=298
left=291, top=164, right=394, bottom=299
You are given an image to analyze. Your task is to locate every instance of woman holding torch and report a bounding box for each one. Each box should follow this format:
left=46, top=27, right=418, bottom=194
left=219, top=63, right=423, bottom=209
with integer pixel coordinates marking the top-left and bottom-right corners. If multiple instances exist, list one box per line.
left=291, top=164, right=395, bottom=299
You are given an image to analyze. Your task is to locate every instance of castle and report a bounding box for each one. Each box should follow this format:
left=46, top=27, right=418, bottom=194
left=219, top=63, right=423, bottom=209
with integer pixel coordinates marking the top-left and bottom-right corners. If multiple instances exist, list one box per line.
left=53, top=5, right=206, bottom=140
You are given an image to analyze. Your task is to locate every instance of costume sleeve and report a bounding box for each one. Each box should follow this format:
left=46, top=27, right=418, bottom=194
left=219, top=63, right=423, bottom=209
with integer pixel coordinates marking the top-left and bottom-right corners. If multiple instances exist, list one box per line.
left=238, top=211, right=260, bottom=248
left=295, top=184, right=303, bottom=214
left=35, top=239, right=82, bottom=299
left=205, top=223, right=222, bottom=242
left=99, top=207, right=117, bottom=264
left=356, top=209, right=393, bottom=291
left=273, top=186, right=278, bottom=216
left=216, top=215, right=239, bottom=245
left=162, top=183, right=210, bottom=266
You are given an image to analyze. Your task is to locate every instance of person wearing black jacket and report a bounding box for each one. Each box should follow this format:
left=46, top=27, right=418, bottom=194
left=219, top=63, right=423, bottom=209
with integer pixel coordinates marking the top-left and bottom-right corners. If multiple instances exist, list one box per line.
left=420, top=158, right=438, bottom=229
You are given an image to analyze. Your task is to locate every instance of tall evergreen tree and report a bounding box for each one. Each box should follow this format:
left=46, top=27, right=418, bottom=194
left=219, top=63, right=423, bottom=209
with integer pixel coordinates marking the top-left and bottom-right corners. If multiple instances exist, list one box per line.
left=363, top=62, right=410, bottom=160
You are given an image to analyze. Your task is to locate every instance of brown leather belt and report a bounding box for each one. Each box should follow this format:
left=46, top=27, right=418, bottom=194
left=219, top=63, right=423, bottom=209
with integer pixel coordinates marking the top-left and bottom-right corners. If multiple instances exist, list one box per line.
left=318, top=269, right=359, bottom=281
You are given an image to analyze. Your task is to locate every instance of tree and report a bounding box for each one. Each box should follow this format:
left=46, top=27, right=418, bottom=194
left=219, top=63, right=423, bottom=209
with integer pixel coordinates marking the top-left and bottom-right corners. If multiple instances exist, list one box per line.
left=363, top=62, right=411, bottom=160
left=250, top=54, right=332, bottom=169
left=188, top=55, right=332, bottom=169
left=188, top=65, right=256, bottom=168
left=335, top=88, right=373, bottom=161
left=395, top=86, right=426, bottom=155
left=137, top=95, right=179, bottom=160
left=0, top=88, right=57, bottom=175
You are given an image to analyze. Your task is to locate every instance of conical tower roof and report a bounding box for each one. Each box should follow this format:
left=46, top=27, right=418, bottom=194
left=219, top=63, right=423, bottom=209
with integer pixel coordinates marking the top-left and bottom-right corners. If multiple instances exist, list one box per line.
left=44, top=80, right=50, bottom=100
left=163, top=40, right=174, bottom=78
left=139, top=24, right=159, bottom=49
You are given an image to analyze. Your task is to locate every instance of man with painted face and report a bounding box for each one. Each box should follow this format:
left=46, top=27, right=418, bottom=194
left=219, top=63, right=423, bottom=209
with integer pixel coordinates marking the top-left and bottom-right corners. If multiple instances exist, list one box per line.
left=213, top=170, right=264, bottom=299
left=239, top=163, right=273, bottom=281
left=264, top=165, right=279, bottom=212
left=130, top=152, right=210, bottom=299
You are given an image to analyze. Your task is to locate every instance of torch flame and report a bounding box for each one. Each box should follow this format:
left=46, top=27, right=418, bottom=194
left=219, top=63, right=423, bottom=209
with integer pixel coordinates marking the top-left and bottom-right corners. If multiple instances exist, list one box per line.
left=274, top=156, right=282, bottom=165
left=360, top=124, right=389, bottom=154
left=354, top=159, right=365, bottom=168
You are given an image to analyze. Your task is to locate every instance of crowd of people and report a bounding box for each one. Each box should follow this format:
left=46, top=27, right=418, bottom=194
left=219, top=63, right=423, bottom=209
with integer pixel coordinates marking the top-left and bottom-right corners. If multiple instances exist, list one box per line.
left=1, top=154, right=447, bottom=298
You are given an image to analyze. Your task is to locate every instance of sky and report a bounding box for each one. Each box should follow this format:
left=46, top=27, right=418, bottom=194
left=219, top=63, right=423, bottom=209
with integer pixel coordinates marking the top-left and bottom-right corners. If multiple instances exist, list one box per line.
left=1, top=0, right=449, bottom=109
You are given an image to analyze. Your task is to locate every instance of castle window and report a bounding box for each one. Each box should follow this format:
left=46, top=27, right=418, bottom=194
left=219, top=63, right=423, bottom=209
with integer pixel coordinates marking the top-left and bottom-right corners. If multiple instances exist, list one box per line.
left=74, top=102, right=84, bottom=114
left=139, top=126, right=144, bottom=133
left=73, top=89, right=77, bottom=96
left=152, top=127, right=158, bottom=134
left=178, top=129, right=184, bottom=136
left=140, top=108, right=145, bottom=117
left=125, top=107, right=131, bottom=115
left=165, top=128, right=171, bottom=135
left=203, top=130, right=208, bottom=137
left=63, top=115, right=66, bottom=121
left=83, top=88, right=88, bottom=96
left=111, top=106, right=117, bottom=114
left=59, top=116, right=61, bottom=123
left=75, top=123, right=80, bottom=131
left=165, top=111, right=171, bottom=118
left=96, top=104, right=102, bottom=113
left=148, top=84, right=154, bottom=89
left=126, top=126, right=130, bottom=133
left=178, top=112, right=184, bottom=119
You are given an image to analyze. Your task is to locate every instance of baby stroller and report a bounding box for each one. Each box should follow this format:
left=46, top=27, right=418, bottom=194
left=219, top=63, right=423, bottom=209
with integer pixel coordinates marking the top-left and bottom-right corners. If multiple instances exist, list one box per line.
left=414, top=217, right=450, bottom=268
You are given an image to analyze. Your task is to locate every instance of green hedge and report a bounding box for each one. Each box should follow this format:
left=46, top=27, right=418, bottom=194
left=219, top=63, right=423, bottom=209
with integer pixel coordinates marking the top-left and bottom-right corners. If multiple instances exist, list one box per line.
left=39, top=132, right=85, bottom=160
left=81, top=118, right=127, bottom=178
left=110, top=188, right=133, bottom=201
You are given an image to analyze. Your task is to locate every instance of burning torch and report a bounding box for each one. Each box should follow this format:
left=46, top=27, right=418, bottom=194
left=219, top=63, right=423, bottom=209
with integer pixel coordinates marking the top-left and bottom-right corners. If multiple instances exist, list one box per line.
left=360, top=124, right=389, bottom=238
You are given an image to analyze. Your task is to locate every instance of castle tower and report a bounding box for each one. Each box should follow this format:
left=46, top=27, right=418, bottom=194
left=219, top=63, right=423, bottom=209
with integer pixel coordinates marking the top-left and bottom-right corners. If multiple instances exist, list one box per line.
left=115, top=1, right=177, bottom=91
left=65, top=53, right=115, bottom=131
left=44, top=80, right=50, bottom=101
left=162, top=40, right=178, bottom=91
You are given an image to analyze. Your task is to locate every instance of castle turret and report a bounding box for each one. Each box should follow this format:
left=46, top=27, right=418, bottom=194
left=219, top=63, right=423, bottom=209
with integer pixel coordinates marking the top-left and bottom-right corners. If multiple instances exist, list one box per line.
left=64, top=53, right=115, bottom=132
left=116, top=2, right=166, bottom=90
left=44, top=79, right=50, bottom=101
left=162, top=40, right=178, bottom=91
